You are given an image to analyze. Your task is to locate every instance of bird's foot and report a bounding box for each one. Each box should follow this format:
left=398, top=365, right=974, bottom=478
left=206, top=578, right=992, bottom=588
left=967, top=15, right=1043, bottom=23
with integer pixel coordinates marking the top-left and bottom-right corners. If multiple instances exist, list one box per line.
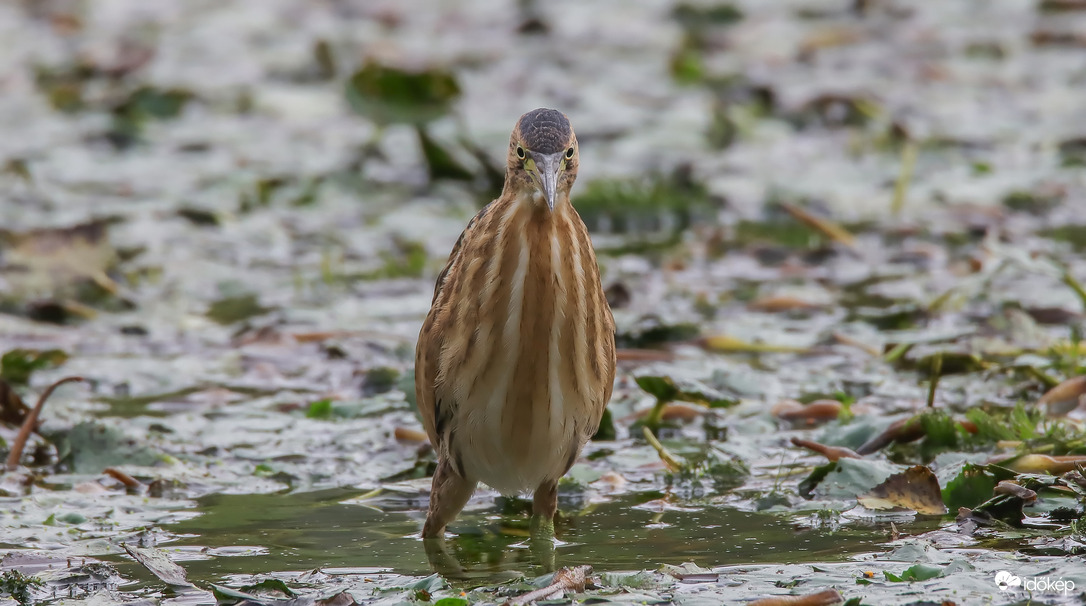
left=423, top=535, right=467, bottom=579
left=528, top=514, right=557, bottom=572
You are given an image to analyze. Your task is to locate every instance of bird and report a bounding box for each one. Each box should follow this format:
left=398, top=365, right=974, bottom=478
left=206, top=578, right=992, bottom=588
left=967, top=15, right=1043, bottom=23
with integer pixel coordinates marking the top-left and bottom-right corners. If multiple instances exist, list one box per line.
left=414, top=108, right=616, bottom=539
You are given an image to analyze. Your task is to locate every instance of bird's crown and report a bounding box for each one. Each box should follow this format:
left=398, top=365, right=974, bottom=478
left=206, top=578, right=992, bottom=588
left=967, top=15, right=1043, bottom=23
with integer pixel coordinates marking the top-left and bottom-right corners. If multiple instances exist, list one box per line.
left=516, top=108, right=572, bottom=154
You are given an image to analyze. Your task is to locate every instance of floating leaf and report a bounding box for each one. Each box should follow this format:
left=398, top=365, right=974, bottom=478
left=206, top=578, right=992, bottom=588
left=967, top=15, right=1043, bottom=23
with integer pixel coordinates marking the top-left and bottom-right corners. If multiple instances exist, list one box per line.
left=345, top=61, right=461, bottom=126
left=883, top=563, right=943, bottom=583
left=575, top=171, right=715, bottom=237
left=1037, top=376, right=1086, bottom=416
left=306, top=399, right=334, bottom=419
left=748, top=589, right=844, bottom=606
left=699, top=335, right=808, bottom=354
left=941, top=464, right=1001, bottom=510
left=416, top=126, right=474, bottom=182
left=958, top=493, right=1026, bottom=527
left=773, top=399, right=842, bottom=426
left=617, top=318, right=700, bottom=348
left=53, top=421, right=164, bottom=473
left=123, top=545, right=193, bottom=588
left=858, top=465, right=947, bottom=515
left=995, top=453, right=1086, bottom=474
left=592, top=408, right=616, bottom=441
left=206, top=293, right=272, bottom=325
left=0, top=379, right=30, bottom=426
left=0, top=219, right=119, bottom=309
left=0, top=349, right=69, bottom=386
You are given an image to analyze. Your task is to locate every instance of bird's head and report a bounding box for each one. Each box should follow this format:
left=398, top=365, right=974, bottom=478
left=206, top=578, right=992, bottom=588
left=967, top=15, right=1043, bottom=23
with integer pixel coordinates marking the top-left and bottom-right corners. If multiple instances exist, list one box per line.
left=506, top=108, right=578, bottom=211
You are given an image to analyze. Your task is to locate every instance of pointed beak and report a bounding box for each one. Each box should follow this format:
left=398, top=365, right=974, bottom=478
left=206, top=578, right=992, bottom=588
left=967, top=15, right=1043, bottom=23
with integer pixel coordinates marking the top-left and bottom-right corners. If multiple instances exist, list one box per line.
left=532, top=151, right=563, bottom=211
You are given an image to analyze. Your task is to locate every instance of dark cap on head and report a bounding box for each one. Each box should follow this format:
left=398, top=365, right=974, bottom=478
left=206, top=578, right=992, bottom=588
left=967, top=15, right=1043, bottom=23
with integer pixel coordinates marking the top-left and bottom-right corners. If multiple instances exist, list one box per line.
left=518, top=108, right=572, bottom=155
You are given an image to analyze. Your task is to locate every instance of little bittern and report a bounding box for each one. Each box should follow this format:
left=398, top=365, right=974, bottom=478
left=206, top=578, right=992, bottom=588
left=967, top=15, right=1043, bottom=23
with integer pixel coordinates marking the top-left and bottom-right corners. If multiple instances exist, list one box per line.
left=415, top=108, right=616, bottom=538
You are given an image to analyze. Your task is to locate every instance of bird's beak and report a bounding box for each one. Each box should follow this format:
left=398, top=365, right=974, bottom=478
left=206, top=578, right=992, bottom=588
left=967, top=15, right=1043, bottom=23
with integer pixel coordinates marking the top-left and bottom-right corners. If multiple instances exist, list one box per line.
left=532, top=152, right=563, bottom=211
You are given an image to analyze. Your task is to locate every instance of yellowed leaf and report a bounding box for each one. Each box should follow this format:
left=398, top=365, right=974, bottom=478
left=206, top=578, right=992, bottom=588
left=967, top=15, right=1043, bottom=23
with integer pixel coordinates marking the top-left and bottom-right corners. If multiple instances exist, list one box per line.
left=858, top=465, right=947, bottom=515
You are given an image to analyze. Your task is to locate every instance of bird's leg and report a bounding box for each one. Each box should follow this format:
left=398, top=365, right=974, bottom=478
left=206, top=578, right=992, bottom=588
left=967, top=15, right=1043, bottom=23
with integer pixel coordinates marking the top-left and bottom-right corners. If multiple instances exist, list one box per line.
left=422, top=458, right=476, bottom=539
left=529, top=479, right=559, bottom=572
left=532, top=479, right=559, bottom=523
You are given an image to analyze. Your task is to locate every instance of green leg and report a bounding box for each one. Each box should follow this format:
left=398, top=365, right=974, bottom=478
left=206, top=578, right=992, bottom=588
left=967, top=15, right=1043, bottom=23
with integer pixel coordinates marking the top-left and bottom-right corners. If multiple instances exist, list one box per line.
left=529, top=480, right=558, bottom=572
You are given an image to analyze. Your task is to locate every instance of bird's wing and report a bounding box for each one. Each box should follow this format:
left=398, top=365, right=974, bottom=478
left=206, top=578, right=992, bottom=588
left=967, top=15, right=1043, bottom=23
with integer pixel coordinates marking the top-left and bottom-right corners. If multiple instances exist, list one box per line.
left=415, top=202, right=493, bottom=448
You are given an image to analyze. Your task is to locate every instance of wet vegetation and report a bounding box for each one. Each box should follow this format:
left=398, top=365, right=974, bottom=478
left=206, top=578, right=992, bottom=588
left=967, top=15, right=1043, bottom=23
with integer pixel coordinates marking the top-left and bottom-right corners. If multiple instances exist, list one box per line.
left=2, top=0, right=1086, bottom=604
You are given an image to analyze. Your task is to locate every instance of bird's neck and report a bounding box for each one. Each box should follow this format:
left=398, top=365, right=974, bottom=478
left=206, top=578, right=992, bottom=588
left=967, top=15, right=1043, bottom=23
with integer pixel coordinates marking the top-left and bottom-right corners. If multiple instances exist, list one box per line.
left=508, top=190, right=572, bottom=217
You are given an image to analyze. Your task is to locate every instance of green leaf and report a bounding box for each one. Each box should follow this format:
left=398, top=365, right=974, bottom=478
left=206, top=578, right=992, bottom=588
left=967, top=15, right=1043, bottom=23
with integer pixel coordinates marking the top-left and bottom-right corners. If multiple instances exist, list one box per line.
left=345, top=62, right=460, bottom=126
left=635, top=376, right=679, bottom=403
left=1, top=570, right=44, bottom=606
left=798, top=461, right=838, bottom=499
left=941, top=463, right=998, bottom=510
left=306, top=399, right=334, bottom=419
left=0, top=349, right=69, bottom=386
left=434, top=599, right=468, bottom=606
left=416, top=126, right=474, bottom=182
left=52, top=421, right=164, bottom=473
left=205, top=293, right=272, bottom=325
left=592, top=408, right=616, bottom=441
left=965, top=408, right=1015, bottom=442
left=883, top=563, right=943, bottom=582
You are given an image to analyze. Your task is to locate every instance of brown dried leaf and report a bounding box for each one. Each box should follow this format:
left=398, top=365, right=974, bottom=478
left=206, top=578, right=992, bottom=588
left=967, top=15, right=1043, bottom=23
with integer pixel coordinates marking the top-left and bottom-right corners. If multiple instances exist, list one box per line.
left=858, top=465, right=947, bottom=515
left=748, top=295, right=823, bottom=313
left=993, top=481, right=1037, bottom=502
left=0, top=379, right=30, bottom=426
left=774, top=399, right=842, bottom=425
left=748, top=589, right=844, bottom=606
left=856, top=416, right=925, bottom=455
left=790, top=437, right=861, bottom=462
left=1037, top=376, right=1086, bottom=416
left=393, top=427, right=428, bottom=443
left=998, top=453, right=1086, bottom=474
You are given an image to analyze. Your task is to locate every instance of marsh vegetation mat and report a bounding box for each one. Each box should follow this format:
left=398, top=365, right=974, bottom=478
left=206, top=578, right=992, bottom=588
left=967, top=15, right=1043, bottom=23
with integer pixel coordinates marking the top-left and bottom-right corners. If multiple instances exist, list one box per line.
left=2, top=0, right=1086, bottom=604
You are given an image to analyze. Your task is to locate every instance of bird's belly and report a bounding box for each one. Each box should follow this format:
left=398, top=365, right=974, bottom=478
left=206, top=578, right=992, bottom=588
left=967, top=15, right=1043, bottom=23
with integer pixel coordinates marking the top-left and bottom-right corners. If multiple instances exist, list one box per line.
left=452, top=335, right=584, bottom=496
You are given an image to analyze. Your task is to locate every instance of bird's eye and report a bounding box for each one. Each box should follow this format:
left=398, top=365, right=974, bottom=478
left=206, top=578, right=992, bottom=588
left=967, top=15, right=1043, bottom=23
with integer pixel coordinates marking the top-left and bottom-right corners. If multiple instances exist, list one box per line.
left=516, top=146, right=525, bottom=159
left=565, top=147, right=575, bottom=159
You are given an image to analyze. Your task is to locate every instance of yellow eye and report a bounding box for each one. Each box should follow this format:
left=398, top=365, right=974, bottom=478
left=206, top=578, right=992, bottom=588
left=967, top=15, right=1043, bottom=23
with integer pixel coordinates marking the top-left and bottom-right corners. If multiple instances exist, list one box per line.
left=565, top=147, right=575, bottom=159
left=516, top=146, right=525, bottom=159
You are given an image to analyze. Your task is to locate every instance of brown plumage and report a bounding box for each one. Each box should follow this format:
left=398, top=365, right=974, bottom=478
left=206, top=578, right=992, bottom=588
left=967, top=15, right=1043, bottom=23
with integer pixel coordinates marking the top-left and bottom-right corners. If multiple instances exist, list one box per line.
left=415, top=108, right=616, bottom=538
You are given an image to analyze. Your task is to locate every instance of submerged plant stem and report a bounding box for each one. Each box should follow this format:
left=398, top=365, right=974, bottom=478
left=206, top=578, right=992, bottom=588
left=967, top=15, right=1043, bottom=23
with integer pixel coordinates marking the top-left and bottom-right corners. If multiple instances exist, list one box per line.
left=926, top=353, right=943, bottom=408
left=642, top=426, right=683, bottom=471
left=5, top=376, right=85, bottom=471
left=891, top=140, right=918, bottom=215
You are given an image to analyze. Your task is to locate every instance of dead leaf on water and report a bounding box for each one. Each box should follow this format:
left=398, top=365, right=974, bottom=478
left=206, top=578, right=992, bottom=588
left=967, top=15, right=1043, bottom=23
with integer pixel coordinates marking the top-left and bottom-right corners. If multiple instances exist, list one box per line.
left=0, top=219, right=120, bottom=301
left=993, top=481, right=1037, bottom=502
left=858, top=465, right=947, bottom=515
left=748, top=589, right=844, bottom=606
left=996, top=453, right=1086, bottom=474
left=1037, top=375, right=1086, bottom=416
left=0, top=379, right=30, bottom=426
left=773, top=399, right=842, bottom=425
left=747, top=295, right=824, bottom=313
left=790, top=437, right=861, bottom=462
left=698, top=335, right=809, bottom=354
left=123, top=544, right=194, bottom=588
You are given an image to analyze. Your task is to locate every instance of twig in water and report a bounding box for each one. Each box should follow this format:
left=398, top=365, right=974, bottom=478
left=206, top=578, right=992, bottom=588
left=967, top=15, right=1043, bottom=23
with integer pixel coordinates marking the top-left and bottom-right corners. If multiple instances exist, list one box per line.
left=5, top=376, right=86, bottom=471
left=891, top=140, right=918, bottom=215
left=104, top=467, right=143, bottom=489
left=511, top=565, right=591, bottom=605
left=779, top=202, right=857, bottom=251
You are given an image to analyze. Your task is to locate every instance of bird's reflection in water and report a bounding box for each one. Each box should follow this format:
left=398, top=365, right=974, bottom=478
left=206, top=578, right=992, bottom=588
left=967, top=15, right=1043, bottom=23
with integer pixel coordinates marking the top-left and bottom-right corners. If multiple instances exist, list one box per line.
left=421, top=511, right=575, bottom=579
